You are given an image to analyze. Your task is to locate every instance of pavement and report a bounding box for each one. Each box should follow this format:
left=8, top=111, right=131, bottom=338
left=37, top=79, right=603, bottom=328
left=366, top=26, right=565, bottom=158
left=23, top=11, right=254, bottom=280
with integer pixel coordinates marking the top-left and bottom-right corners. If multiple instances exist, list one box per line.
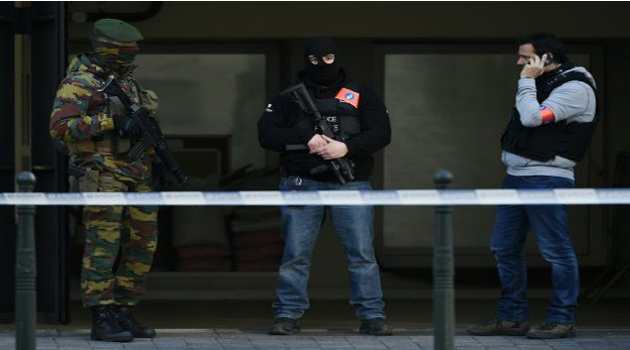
left=3, top=296, right=630, bottom=349
left=2, top=328, right=630, bottom=350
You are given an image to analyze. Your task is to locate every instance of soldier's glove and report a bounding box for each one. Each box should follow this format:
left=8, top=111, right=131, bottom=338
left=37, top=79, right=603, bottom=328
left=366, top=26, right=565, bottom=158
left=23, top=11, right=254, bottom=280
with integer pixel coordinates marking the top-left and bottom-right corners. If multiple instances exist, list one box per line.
left=114, top=115, right=141, bottom=139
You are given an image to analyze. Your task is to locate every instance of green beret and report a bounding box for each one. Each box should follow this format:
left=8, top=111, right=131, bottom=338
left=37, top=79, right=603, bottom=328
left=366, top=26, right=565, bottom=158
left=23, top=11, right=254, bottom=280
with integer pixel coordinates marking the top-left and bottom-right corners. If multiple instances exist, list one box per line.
left=93, top=18, right=143, bottom=43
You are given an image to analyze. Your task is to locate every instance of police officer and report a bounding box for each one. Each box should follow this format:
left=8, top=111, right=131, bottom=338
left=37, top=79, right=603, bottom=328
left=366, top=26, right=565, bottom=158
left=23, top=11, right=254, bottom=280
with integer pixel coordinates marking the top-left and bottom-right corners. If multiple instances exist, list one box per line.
left=258, top=37, right=393, bottom=335
left=466, top=33, right=598, bottom=339
left=50, top=19, right=158, bottom=342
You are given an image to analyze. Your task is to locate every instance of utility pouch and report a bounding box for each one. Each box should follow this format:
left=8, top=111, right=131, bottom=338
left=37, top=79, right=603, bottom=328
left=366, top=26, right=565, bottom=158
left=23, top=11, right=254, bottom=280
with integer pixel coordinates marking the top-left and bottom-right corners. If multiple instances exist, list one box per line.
left=78, top=169, right=100, bottom=192
left=140, top=89, right=159, bottom=116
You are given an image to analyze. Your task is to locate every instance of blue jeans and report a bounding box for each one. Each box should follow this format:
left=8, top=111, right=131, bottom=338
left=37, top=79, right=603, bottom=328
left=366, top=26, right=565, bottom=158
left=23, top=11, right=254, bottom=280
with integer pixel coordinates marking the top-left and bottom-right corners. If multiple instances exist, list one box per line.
left=273, top=176, right=386, bottom=320
left=491, top=175, right=579, bottom=324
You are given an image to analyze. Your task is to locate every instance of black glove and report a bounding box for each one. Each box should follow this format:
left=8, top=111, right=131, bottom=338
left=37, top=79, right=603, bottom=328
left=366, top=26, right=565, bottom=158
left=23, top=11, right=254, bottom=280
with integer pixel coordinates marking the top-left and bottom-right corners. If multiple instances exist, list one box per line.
left=113, top=115, right=141, bottom=139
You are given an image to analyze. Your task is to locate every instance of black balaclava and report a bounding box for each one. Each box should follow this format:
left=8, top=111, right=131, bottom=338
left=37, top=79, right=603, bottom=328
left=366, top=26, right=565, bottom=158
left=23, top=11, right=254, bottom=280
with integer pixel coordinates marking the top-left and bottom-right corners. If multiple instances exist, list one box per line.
left=304, top=37, right=341, bottom=86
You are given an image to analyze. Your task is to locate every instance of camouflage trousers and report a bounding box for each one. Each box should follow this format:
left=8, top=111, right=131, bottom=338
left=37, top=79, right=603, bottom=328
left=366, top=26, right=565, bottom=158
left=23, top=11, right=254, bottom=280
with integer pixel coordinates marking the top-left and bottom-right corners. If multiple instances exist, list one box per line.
left=80, top=171, right=158, bottom=307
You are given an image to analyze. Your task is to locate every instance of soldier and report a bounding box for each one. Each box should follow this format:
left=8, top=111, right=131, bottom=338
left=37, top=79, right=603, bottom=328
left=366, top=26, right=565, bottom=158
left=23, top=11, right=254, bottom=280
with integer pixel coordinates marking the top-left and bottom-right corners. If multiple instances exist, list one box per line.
left=50, top=19, right=158, bottom=342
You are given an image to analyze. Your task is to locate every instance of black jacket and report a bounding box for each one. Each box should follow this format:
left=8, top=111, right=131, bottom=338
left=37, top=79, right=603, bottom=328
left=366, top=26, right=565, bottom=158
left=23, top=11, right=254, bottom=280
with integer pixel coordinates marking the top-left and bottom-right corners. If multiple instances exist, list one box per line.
left=258, top=69, right=391, bottom=182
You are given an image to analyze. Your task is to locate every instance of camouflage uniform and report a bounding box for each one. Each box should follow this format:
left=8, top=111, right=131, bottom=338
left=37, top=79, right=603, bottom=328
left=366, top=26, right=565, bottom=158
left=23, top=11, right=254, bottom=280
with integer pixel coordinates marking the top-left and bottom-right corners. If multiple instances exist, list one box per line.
left=50, top=47, right=159, bottom=307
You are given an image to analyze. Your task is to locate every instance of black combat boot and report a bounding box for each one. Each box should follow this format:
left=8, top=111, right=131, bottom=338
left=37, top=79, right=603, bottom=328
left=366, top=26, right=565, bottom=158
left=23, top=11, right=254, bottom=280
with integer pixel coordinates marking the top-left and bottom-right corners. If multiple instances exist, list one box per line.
left=114, top=305, right=157, bottom=338
left=268, top=318, right=301, bottom=335
left=360, top=318, right=394, bottom=336
left=91, top=305, right=133, bottom=342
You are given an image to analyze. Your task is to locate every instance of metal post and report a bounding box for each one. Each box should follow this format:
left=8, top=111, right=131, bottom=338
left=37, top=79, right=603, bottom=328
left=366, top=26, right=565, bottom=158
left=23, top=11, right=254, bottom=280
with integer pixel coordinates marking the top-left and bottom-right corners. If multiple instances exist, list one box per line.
left=433, top=170, right=454, bottom=350
left=15, top=171, right=36, bottom=350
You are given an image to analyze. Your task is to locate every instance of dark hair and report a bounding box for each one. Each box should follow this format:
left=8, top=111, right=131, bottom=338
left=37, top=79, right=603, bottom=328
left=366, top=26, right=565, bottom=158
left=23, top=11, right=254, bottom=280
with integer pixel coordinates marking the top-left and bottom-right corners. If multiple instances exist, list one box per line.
left=516, top=33, right=568, bottom=64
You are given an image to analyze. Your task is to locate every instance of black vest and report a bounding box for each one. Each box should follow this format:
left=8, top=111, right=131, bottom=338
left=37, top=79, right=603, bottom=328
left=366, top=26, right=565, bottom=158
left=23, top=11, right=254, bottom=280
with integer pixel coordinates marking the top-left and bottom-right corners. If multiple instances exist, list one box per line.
left=280, top=82, right=373, bottom=182
left=501, top=69, right=598, bottom=162
left=311, top=82, right=362, bottom=140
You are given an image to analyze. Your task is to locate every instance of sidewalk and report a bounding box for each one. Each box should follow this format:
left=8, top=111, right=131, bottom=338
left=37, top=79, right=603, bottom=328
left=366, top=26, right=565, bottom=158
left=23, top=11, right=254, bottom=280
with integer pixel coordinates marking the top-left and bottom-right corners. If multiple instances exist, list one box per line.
left=3, top=297, right=630, bottom=349
left=2, top=328, right=630, bottom=350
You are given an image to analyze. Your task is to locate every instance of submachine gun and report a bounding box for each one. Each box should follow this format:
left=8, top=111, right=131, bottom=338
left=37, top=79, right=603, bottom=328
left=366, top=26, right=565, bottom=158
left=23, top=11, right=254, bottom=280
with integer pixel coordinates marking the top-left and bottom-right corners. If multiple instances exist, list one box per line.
left=281, top=83, right=354, bottom=184
left=99, top=75, right=188, bottom=187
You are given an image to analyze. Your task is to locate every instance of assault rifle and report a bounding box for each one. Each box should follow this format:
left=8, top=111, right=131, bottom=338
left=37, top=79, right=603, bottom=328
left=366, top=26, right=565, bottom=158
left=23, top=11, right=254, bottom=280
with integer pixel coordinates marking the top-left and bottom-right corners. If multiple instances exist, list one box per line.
left=281, top=83, right=354, bottom=184
left=99, top=75, right=188, bottom=187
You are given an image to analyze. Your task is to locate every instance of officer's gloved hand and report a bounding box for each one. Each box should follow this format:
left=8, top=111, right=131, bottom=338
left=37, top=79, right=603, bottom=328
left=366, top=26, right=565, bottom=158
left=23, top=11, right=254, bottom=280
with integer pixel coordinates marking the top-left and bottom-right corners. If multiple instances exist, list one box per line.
left=113, top=115, right=141, bottom=139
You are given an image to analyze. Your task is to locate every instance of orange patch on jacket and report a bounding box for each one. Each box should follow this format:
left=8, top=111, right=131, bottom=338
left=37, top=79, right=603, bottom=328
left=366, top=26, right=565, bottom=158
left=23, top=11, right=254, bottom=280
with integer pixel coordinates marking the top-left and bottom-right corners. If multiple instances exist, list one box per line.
left=335, top=88, right=360, bottom=108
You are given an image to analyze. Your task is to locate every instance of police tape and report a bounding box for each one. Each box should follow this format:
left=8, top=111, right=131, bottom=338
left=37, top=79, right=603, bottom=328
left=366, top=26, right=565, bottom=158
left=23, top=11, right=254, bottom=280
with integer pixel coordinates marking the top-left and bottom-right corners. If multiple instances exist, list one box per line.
left=1, top=189, right=630, bottom=206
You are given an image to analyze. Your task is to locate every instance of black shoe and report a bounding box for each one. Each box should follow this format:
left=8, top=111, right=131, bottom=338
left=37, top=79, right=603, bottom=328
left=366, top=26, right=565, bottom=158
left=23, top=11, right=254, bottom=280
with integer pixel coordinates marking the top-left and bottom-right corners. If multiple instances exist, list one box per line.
left=113, top=305, right=157, bottom=338
left=90, top=305, right=133, bottom=342
left=268, top=318, right=301, bottom=335
left=360, top=318, right=394, bottom=336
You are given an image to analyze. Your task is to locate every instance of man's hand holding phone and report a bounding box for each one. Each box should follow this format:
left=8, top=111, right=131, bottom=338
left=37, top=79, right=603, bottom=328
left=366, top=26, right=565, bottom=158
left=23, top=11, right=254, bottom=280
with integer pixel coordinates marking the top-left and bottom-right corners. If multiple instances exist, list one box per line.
left=520, top=53, right=549, bottom=79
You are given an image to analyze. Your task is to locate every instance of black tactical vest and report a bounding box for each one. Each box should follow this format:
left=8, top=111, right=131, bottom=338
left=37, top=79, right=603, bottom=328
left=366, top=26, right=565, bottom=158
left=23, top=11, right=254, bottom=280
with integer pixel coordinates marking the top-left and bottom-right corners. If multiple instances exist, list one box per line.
left=501, top=70, right=599, bottom=162
left=311, top=82, right=362, bottom=141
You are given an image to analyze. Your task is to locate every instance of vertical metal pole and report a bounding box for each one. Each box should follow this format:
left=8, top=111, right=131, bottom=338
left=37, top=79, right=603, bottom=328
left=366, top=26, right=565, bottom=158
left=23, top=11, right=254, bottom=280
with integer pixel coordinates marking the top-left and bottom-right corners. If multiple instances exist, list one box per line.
left=14, top=2, right=33, bottom=178
left=433, top=170, right=454, bottom=350
left=15, top=171, right=36, bottom=350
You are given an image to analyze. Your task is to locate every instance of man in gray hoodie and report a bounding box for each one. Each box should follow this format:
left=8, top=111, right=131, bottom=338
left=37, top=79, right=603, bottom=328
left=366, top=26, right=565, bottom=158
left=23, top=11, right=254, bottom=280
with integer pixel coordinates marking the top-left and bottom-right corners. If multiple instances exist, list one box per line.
left=467, top=33, right=598, bottom=339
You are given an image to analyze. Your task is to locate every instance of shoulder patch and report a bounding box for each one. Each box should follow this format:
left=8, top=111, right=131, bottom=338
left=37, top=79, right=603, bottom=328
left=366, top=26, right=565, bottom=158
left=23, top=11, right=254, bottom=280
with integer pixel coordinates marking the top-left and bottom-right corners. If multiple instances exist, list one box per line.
left=335, top=88, right=360, bottom=109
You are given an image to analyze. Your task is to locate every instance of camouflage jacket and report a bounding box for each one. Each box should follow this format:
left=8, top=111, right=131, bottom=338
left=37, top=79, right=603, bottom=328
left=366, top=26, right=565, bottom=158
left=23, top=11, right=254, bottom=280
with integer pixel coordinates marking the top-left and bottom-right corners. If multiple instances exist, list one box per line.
left=50, top=54, right=156, bottom=182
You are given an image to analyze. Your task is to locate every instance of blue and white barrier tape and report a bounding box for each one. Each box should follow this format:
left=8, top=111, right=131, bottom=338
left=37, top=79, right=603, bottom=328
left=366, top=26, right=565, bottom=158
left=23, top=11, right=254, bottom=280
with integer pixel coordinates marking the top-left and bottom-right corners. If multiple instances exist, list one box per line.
left=1, top=189, right=630, bottom=206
